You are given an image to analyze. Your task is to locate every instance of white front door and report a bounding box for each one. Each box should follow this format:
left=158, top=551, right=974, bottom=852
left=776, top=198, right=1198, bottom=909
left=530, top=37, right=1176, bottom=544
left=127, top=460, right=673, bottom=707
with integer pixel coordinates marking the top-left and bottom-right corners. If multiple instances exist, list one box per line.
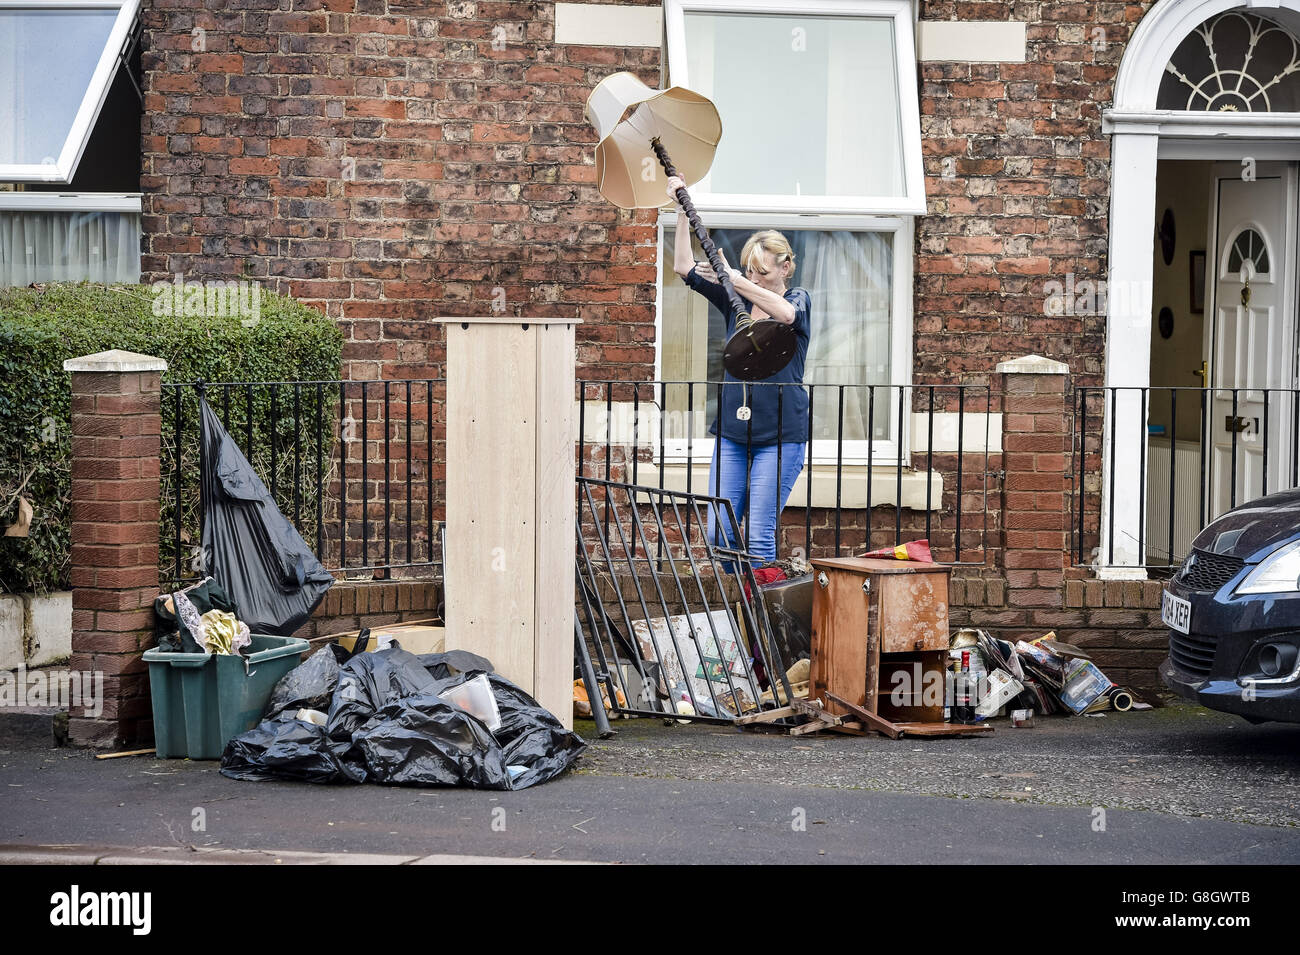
left=1207, top=162, right=1300, bottom=519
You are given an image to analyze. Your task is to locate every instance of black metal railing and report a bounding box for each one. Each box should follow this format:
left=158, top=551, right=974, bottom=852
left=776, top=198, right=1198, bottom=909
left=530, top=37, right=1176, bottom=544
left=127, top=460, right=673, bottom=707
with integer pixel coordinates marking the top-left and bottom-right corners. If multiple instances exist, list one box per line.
left=161, top=378, right=445, bottom=585
left=1073, top=385, right=1300, bottom=569
left=576, top=380, right=992, bottom=565
left=160, top=376, right=992, bottom=585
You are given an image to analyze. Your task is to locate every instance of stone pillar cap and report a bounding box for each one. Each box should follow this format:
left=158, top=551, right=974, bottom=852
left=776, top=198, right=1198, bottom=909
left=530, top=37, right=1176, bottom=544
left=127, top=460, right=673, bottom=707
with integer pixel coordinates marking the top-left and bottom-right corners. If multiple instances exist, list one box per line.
left=995, top=354, right=1069, bottom=375
left=63, top=350, right=168, bottom=373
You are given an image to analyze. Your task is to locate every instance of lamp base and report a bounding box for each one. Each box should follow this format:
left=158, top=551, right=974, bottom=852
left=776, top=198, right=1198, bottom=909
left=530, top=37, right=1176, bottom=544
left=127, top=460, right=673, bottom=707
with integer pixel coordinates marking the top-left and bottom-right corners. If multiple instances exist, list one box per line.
left=722, top=320, right=798, bottom=382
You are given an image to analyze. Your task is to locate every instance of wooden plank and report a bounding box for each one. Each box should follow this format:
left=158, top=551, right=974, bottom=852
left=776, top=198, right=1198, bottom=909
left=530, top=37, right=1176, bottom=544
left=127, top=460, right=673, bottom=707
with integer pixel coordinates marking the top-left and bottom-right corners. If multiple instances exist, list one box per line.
left=827, top=721, right=869, bottom=736
left=445, top=323, right=536, bottom=696
left=735, top=705, right=796, bottom=725
left=95, top=748, right=155, bottom=759
left=789, top=698, right=841, bottom=721
left=810, top=567, right=871, bottom=719
left=894, top=721, right=993, bottom=737
left=788, top=718, right=839, bottom=737
left=824, top=691, right=904, bottom=739
left=533, top=323, right=576, bottom=730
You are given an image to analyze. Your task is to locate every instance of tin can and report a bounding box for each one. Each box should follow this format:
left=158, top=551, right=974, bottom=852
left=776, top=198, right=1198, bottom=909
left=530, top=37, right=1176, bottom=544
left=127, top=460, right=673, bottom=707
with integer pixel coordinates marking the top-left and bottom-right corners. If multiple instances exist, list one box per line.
left=1010, top=708, right=1035, bottom=728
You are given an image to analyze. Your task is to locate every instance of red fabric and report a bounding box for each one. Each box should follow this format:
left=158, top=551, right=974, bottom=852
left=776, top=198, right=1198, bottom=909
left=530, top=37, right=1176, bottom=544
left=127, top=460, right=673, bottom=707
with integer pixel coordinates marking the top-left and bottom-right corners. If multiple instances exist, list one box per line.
left=742, top=566, right=788, bottom=603
left=861, top=540, right=934, bottom=562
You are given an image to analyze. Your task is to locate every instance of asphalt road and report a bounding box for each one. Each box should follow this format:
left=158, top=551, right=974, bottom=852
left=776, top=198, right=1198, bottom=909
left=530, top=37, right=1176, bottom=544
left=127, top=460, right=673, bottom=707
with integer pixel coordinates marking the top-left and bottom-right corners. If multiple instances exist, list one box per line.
left=1, top=702, right=1296, bottom=864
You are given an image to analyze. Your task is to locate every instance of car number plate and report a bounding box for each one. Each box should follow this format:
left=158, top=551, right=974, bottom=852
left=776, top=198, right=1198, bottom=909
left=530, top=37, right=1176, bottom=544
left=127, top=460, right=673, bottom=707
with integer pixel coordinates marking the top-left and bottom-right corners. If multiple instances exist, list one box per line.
left=1161, top=591, right=1191, bottom=634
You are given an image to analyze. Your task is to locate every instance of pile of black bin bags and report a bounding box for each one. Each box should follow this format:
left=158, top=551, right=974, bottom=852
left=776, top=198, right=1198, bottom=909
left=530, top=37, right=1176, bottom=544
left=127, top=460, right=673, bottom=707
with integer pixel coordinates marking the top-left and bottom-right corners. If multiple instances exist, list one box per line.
left=220, top=645, right=586, bottom=790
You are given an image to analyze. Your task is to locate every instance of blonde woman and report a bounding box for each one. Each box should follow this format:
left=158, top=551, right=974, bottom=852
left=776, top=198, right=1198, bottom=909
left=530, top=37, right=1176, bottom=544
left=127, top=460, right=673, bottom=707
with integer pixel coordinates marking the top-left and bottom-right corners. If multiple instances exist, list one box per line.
left=667, top=175, right=810, bottom=568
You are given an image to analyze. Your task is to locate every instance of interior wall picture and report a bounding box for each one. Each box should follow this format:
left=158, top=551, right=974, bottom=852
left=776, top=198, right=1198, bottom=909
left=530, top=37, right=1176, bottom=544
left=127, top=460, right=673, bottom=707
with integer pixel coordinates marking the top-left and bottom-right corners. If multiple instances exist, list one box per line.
left=1158, top=208, right=1177, bottom=265
left=1189, top=250, right=1206, bottom=314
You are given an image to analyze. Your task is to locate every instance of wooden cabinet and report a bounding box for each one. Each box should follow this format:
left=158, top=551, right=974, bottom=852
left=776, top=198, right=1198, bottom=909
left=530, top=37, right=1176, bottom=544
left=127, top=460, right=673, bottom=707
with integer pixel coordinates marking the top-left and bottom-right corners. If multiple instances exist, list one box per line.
left=809, top=557, right=951, bottom=718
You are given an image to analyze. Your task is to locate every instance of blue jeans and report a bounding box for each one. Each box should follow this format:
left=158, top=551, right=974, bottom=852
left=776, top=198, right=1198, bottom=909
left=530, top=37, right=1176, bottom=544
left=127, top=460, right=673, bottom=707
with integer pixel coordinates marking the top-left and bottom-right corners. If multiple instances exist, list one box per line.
left=705, top=437, right=806, bottom=565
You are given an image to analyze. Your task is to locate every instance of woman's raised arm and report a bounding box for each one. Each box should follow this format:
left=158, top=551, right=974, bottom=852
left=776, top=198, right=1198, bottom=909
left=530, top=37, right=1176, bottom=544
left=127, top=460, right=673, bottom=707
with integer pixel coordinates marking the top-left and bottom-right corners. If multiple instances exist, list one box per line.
left=667, top=176, right=697, bottom=278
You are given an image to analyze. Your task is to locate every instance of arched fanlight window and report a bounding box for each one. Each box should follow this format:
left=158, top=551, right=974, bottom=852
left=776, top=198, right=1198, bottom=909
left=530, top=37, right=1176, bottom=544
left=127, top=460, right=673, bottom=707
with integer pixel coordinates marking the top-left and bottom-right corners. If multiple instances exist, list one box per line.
left=1157, top=11, right=1300, bottom=111
left=1223, top=227, right=1271, bottom=278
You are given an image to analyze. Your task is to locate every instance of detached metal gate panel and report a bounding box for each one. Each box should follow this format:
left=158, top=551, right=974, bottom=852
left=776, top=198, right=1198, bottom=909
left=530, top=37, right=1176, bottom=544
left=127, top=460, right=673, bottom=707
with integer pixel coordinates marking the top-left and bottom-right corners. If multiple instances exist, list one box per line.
left=575, top=477, right=795, bottom=723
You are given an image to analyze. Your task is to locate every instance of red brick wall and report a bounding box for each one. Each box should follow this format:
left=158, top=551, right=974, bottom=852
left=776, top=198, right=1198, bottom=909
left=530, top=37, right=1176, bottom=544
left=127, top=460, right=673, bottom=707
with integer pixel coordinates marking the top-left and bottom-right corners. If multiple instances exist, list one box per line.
left=914, top=0, right=1152, bottom=386
left=139, top=0, right=662, bottom=383
left=296, top=578, right=443, bottom=641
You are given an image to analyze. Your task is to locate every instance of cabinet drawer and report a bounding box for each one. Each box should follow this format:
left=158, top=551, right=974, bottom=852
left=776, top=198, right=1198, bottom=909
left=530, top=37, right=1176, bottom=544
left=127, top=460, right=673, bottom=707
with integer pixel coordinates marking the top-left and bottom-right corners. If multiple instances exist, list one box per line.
left=878, top=573, right=949, bottom=653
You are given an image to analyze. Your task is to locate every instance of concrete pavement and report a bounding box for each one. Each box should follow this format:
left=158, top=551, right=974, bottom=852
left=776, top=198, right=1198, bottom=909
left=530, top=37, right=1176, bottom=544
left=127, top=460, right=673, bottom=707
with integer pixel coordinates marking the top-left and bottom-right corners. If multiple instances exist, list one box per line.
left=1, top=701, right=1296, bottom=864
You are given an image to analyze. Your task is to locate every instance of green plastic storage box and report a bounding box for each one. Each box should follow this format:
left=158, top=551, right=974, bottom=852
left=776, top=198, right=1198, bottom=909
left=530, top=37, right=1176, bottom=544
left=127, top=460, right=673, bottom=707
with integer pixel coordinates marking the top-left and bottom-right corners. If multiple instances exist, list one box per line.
left=143, top=635, right=309, bottom=759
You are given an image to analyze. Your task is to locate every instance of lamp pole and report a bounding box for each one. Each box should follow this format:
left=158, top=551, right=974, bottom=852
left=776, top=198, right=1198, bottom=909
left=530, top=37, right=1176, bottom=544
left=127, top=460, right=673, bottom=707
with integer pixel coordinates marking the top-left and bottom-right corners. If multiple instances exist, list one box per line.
left=651, top=137, right=752, bottom=330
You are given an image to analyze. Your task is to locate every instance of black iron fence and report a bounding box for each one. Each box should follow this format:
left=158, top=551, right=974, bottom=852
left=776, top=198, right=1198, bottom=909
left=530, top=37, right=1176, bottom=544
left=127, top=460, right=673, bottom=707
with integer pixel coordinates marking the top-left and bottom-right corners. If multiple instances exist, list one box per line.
left=1072, top=385, right=1300, bottom=570
left=577, top=381, right=994, bottom=565
left=158, top=376, right=993, bottom=586
left=160, top=378, right=446, bottom=586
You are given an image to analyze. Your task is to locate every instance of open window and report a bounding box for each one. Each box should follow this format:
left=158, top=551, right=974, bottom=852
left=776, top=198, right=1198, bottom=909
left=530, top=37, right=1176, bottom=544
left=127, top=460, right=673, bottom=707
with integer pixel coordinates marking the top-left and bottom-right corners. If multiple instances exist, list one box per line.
left=0, top=0, right=141, bottom=184
left=0, top=0, right=142, bottom=285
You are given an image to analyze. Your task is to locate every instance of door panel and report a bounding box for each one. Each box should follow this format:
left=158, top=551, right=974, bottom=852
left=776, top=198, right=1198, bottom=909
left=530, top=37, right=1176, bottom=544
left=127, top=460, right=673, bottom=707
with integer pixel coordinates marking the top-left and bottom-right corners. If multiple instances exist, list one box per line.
left=1208, top=163, right=1298, bottom=517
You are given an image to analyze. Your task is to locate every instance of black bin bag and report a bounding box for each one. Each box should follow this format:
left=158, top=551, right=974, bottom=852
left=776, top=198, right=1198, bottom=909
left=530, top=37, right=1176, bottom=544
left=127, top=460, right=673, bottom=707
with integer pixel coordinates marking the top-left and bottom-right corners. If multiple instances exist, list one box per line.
left=220, top=647, right=586, bottom=789
left=199, top=398, right=333, bottom=635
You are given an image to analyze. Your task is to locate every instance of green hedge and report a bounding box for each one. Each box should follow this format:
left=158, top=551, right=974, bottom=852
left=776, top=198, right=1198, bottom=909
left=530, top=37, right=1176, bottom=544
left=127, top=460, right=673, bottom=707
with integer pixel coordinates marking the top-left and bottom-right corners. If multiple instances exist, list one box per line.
left=0, top=282, right=343, bottom=595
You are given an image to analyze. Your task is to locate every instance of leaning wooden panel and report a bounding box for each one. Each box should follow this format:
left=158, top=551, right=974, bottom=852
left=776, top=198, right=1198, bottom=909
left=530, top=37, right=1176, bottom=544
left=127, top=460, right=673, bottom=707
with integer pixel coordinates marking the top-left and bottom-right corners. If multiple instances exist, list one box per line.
left=809, top=564, right=874, bottom=718
left=444, top=321, right=538, bottom=692
left=533, top=322, right=576, bottom=730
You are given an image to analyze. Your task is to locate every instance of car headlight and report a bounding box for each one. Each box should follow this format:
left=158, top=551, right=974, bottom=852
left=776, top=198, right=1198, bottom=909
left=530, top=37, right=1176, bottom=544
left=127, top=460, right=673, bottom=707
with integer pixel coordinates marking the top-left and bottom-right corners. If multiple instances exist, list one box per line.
left=1235, top=539, right=1300, bottom=595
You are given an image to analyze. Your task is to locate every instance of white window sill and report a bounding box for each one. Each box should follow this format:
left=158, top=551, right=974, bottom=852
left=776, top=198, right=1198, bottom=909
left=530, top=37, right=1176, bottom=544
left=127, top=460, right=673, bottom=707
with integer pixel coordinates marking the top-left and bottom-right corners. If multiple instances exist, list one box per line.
left=636, top=461, right=943, bottom=511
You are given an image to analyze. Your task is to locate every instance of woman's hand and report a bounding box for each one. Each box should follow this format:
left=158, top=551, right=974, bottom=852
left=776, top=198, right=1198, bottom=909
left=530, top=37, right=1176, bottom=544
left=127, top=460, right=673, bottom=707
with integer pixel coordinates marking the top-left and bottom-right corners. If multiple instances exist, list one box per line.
left=694, top=251, right=740, bottom=284
left=665, top=175, right=686, bottom=203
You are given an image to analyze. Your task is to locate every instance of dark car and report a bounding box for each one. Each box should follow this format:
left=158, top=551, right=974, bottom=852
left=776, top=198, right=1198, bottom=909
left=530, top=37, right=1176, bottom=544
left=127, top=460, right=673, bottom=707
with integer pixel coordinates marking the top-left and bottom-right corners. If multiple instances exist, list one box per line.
left=1160, top=488, right=1300, bottom=723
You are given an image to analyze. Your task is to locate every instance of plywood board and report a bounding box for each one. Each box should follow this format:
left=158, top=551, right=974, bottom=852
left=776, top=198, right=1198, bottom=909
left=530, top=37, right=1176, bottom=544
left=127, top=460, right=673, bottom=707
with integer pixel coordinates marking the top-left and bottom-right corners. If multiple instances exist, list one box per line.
left=533, top=323, right=575, bottom=729
left=445, top=323, right=537, bottom=694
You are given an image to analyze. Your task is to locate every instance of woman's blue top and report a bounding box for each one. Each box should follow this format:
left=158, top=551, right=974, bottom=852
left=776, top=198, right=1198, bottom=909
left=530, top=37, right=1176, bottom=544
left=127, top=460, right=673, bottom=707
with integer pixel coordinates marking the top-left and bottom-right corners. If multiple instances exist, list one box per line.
left=682, top=265, right=811, bottom=446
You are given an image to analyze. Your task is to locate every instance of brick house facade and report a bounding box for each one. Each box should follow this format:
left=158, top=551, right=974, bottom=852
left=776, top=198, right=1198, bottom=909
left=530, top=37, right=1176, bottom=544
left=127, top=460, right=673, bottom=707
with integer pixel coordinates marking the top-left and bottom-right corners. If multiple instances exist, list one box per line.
left=128, top=0, right=1168, bottom=687
left=11, top=0, right=1300, bottom=710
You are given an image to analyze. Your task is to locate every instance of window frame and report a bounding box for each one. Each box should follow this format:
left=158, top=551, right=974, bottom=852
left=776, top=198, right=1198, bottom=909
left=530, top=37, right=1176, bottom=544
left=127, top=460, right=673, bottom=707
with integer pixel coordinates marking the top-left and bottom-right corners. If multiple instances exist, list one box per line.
left=0, top=191, right=141, bottom=213
left=0, top=190, right=143, bottom=285
left=654, top=209, right=915, bottom=466
left=0, top=0, right=141, bottom=184
left=663, top=0, right=927, bottom=216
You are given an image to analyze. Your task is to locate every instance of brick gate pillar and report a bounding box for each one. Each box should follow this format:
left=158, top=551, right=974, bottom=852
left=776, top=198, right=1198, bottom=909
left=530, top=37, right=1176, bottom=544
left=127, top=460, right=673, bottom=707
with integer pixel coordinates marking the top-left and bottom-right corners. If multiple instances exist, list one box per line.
left=64, top=350, right=167, bottom=749
left=996, top=355, right=1069, bottom=633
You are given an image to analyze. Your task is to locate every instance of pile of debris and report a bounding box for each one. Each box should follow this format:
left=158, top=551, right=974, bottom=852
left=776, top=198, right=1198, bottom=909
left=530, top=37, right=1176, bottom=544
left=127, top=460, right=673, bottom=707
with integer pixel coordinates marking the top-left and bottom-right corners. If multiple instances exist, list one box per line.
left=729, top=629, right=1150, bottom=738
left=982, top=630, right=1150, bottom=719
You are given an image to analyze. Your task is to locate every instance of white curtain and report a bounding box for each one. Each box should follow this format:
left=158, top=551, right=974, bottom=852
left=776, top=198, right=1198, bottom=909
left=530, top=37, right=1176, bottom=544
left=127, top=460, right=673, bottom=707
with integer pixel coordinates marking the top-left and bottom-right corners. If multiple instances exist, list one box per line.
left=804, top=231, right=893, bottom=441
left=0, top=210, right=140, bottom=285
